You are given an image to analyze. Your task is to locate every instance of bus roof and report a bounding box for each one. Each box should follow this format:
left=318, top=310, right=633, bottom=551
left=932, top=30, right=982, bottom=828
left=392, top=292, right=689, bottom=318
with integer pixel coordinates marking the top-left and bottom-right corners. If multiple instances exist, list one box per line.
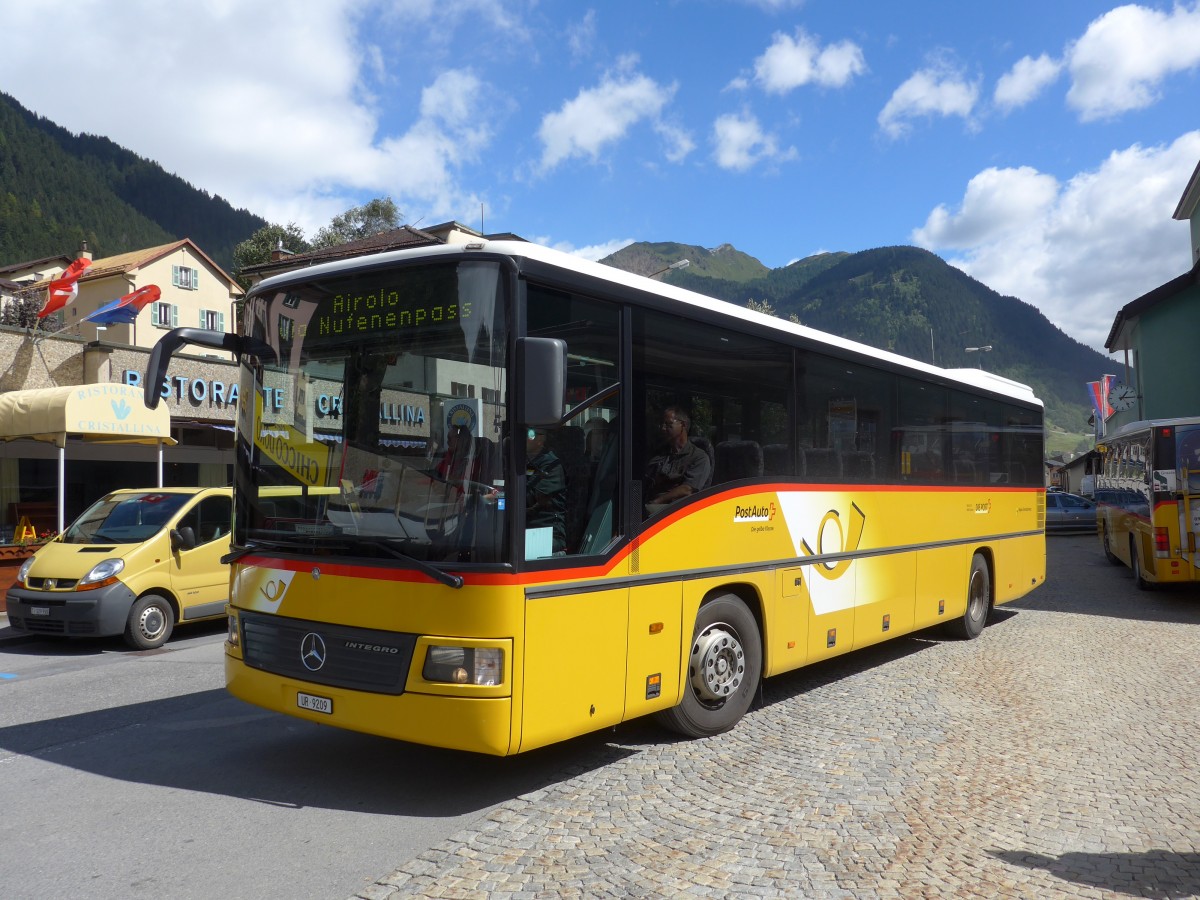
left=250, top=238, right=1043, bottom=408
left=1102, top=416, right=1200, bottom=441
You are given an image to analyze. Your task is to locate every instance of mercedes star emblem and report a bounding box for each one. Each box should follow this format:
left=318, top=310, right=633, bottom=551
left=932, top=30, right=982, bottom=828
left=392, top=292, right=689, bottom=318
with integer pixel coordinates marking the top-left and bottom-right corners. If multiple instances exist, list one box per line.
left=300, top=632, right=327, bottom=671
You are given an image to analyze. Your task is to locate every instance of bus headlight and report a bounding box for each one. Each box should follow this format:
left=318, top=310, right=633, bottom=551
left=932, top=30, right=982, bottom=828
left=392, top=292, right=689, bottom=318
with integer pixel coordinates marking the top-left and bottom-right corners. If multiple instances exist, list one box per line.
left=422, top=646, right=504, bottom=686
left=227, top=612, right=240, bottom=648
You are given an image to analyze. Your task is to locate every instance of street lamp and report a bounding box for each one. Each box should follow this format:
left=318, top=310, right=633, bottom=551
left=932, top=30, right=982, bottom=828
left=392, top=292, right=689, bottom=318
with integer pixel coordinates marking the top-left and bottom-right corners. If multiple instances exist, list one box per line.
left=964, top=345, right=992, bottom=368
left=648, top=259, right=690, bottom=279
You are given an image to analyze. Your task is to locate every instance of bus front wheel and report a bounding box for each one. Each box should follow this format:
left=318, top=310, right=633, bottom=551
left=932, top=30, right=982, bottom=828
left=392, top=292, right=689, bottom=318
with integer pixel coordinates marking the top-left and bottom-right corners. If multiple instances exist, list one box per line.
left=946, top=554, right=990, bottom=640
left=656, top=593, right=762, bottom=738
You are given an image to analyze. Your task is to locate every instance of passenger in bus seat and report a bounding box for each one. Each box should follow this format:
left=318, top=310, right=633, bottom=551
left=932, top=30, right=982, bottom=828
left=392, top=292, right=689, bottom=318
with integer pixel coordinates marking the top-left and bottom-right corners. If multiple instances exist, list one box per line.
left=644, top=406, right=713, bottom=506
left=525, top=427, right=567, bottom=554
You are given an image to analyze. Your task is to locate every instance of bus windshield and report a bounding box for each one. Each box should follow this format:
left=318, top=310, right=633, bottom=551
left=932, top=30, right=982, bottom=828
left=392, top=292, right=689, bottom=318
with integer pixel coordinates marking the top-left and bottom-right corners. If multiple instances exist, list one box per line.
left=235, top=260, right=509, bottom=566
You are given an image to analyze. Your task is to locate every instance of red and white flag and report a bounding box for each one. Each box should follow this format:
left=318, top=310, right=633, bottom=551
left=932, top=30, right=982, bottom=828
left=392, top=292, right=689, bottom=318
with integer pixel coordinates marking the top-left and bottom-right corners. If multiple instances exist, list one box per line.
left=38, top=257, right=92, bottom=319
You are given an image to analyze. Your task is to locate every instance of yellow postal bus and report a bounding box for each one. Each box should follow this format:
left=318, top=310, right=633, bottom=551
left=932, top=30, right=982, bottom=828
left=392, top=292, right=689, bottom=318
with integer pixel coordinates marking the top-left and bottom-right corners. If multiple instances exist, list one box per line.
left=145, top=240, right=1046, bottom=754
left=1096, top=416, right=1200, bottom=588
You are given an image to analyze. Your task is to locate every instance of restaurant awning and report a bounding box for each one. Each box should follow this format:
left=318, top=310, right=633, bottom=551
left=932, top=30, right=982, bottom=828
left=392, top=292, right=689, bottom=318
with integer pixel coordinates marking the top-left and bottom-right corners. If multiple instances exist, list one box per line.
left=0, top=383, right=176, bottom=447
left=0, top=383, right=177, bottom=533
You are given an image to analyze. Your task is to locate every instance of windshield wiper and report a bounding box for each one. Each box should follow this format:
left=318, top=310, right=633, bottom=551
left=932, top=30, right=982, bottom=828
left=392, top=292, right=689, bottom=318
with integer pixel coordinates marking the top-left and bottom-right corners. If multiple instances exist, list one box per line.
left=221, top=538, right=298, bottom=564
left=351, top=539, right=465, bottom=589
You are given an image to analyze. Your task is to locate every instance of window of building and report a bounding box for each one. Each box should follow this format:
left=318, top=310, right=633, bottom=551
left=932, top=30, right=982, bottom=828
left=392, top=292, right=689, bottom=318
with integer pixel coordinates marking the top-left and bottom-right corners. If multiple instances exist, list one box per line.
left=153, top=302, right=178, bottom=329
left=200, top=309, right=225, bottom=331
left=172, top=265, right=199, bottom=290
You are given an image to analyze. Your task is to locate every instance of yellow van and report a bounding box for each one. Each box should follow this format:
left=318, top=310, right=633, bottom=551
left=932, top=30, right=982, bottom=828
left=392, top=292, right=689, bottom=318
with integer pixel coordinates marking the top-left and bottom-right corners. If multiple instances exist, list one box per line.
left=5, top=487, right=232, bottom=649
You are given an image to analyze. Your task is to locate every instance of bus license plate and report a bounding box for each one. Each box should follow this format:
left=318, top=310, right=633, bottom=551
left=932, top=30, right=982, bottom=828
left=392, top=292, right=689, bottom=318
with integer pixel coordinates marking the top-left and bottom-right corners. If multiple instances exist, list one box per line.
left=297, top=692, right=332, bottom=715
left=30, top=607, right=50, bottom=616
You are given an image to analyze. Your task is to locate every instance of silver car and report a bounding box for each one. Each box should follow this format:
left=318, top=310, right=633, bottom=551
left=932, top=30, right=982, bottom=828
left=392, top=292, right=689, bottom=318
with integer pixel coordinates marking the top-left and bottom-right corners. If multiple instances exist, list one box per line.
left=1045, top=491, right=1097, bottom=532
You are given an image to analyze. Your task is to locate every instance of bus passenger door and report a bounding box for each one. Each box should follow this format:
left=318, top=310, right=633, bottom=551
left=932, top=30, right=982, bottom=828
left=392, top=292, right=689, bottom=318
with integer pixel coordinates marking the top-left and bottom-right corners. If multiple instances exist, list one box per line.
left=520, top=587, right=628, bottom=752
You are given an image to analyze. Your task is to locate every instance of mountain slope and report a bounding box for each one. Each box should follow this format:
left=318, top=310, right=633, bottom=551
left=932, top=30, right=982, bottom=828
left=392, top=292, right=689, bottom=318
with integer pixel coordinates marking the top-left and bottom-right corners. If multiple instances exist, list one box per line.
left=0, top=91, right=265, bottom=271
left=602, top=242, right=1107, bottom=437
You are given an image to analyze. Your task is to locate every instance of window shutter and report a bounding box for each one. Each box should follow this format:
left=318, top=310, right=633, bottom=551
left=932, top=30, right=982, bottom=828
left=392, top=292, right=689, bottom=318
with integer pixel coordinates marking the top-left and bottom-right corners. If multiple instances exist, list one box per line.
left=219, top=312, right=226, bottom=331
left=172, top=265, right=180, bottom=287
left=171, top=304, right=179, bottom=327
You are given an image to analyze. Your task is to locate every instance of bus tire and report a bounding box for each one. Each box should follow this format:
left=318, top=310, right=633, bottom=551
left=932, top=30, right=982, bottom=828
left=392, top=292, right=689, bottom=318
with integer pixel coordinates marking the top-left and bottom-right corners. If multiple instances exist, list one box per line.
left=1102, top=527, right=1121, bottom=565
left=1130, top=538, right=1152, bottom=591
left=656, top=593, right=762, bottom=738
left=946, top=553, right=990, bottom=640
left=124, top=594, right=174, bottom=650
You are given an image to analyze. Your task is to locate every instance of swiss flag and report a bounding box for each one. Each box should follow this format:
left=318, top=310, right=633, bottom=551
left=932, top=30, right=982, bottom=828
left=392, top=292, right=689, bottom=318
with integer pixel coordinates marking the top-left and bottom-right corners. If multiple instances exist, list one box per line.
left=38, top=257, right=93, bottom=319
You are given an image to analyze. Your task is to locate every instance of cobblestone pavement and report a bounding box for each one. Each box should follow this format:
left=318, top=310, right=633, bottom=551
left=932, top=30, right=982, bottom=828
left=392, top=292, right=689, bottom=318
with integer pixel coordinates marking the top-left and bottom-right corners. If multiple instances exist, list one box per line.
left=354, top=536, right=1200, bottom=899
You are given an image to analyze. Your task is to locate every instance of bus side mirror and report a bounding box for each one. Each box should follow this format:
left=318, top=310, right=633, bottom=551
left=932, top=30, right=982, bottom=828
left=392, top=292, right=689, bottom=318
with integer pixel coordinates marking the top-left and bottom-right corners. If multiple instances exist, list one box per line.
left=144, top=328, right=277, bottom=409
left=518, top=337, right=567, bottom=426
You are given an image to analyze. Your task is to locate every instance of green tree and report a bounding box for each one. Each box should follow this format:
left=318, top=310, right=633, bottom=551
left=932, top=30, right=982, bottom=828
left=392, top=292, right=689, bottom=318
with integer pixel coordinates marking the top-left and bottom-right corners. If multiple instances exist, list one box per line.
left=0, top=285, right=64, bottom=332
left=231, top=222, right=310, bottom=288
left=310, top=197, right=402, bottom=249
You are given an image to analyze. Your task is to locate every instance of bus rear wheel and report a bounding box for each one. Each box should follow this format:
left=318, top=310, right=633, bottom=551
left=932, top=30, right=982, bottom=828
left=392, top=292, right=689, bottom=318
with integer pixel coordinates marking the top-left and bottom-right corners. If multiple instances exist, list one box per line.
left=1102, top=527, right=1121, bottom=565
left=1130, top=538, right=1152, bottom=591
left=946, top=553, right=990, bottom=640
left=656, top=594, right=762, bottom=738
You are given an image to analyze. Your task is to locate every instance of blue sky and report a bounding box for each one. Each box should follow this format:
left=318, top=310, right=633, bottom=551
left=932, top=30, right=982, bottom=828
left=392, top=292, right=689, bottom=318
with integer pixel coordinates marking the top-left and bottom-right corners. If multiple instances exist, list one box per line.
left=2, top=0, right=1199, bottom=353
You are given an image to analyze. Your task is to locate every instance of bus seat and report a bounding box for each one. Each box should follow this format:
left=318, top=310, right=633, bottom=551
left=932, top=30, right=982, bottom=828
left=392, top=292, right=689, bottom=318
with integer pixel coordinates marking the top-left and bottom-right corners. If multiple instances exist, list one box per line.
left=804, top=448, right=841, bottom=481
left=714, top=440, right=763, bottom=484
left=547, top=425, right=590, bottom=551
left=763, top=443, right=792, bottom=477
left=840, top=450, right=875, bottom=482
left=690, top=436, right=715, bottom=489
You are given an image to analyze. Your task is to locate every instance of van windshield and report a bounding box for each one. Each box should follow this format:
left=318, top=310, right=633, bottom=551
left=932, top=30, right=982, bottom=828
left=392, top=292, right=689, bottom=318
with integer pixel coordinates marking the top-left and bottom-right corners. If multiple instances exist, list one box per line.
left=63, top=492, right=193, bottom=544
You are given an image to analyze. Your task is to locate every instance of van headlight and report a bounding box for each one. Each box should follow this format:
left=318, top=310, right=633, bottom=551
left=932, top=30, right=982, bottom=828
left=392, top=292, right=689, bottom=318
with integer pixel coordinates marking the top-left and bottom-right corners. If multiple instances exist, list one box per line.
left=422, top=646, right=504, bottom=686
left=77, top=558, right=125, bottom=591
left=16, top=557, right=36, bottom=585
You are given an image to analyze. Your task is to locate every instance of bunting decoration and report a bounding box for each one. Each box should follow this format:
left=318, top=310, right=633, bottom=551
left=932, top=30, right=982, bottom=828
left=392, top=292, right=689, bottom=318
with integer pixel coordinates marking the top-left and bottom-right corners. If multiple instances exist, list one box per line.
left=82, top=285, right=162, bottom=326
left=38, top=257, right=93, bottom=319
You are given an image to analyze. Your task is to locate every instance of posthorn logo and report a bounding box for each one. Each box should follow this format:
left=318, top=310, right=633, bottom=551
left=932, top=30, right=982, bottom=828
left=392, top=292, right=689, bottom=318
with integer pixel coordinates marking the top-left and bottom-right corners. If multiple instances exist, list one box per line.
left=300, top=632, right=327, bottom=671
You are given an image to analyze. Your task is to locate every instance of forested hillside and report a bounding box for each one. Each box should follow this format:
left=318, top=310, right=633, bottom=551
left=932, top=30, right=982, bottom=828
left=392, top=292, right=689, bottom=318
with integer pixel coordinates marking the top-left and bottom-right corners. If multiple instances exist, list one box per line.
left=0, top=92, right=264, bottom=271
left=603, top=242, right=1109, bottom=438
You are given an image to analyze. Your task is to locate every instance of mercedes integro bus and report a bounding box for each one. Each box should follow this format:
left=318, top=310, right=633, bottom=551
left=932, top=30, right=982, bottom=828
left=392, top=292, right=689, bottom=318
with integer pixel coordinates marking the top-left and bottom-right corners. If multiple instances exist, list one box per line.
left=144, top=239, right=1046, bottom=755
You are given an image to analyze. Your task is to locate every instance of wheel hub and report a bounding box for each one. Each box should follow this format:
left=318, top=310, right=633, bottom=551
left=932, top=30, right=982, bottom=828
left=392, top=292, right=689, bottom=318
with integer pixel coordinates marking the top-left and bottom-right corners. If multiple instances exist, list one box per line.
left=690, top=625, right=745, bottom=703
left=140, top=606, right=165, bottom=640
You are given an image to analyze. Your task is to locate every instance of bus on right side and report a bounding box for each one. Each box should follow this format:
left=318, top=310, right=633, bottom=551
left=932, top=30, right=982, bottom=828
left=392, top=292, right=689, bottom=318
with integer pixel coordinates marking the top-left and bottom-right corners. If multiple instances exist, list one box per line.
left=1096, top=416, right=1200, bottom=588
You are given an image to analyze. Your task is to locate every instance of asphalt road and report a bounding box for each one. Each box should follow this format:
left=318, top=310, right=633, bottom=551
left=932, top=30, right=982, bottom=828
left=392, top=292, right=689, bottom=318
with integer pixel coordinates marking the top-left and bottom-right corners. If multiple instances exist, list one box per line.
left=0, top=620, right=605, bottom=899
left=3, top=534, right=1199, bottom=899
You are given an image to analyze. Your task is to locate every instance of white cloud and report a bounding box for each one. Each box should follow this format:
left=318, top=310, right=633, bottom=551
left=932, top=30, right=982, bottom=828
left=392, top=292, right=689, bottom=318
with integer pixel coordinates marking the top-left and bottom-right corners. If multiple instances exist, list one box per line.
left=711, top=112, right=797, bottom=171
left=749, top=28, right=867, bottom=93
left=912, top=131, right=1200, bottom=352
left=567, top=10, right=598, bottom=61
left=994, top=54, right=1063, bottom=112
left=0, top=0, right=504, bottom=238
left=543, top=236, right=637, bottom=261
left=1066, top=2, right=1200, bottom=121
left=536, top=59, right=682, bottom=171
left=878, top=59, right=980, bottom=139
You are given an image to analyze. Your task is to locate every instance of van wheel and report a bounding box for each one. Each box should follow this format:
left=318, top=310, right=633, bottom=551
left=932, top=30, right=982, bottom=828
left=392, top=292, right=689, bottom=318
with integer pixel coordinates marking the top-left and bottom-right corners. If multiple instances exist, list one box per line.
left=1130, top=538, right=1151, bottom=592
left=124, top=594, right=174, bottom=650
left=656, top=594, right=762, bottom=738
left=946, top=554, right=990, bottom=640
